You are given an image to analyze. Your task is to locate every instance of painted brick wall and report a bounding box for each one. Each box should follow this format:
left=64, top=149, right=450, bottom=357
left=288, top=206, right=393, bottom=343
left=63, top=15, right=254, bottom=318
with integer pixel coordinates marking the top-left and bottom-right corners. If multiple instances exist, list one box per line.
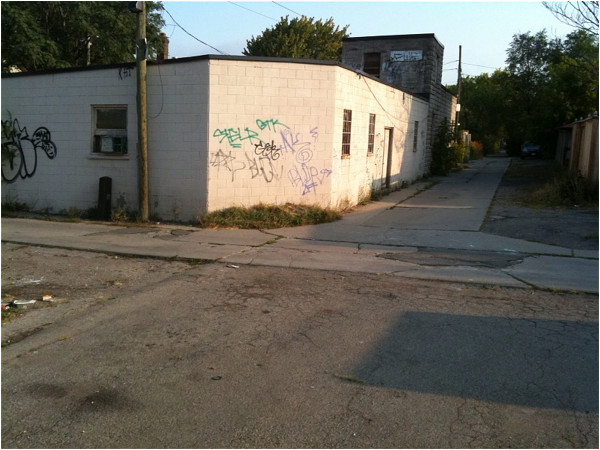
left=330, top=67, right=429, bottom=207
left=2, top=55, right=434, bottom=221
left=206, top=59, right=337, bottom=212
left=2, top=67, right=138, bottom=214
left=206, top=59, right=429, bottom=213
left=146, top=60, right=210, bottom=221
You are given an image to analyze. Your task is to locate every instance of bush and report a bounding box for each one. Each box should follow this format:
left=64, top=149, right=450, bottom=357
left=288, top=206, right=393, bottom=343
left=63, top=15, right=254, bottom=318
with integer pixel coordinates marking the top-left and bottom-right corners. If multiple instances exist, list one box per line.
left=430, top=120, right=455, bottom=176
left=431, top=120, right=470, bottom=175
left=471, top=141, right=484, bottom=159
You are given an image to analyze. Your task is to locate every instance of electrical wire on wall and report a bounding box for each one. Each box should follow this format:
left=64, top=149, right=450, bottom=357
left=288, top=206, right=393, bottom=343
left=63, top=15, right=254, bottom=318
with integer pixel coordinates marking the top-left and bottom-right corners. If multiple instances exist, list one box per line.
left=148, top=63, right=164, bottom=119
left=359, top=74, right=429, bottom=134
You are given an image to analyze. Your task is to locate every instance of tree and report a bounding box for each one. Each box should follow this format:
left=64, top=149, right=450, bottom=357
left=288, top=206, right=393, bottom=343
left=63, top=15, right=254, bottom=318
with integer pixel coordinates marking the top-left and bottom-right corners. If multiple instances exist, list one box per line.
left=459, top=27, right=598, bottom=158
left=547, top=30, right=599, bottom=121
left=543, top=1, right=599, bottom=35
left=243, top=16, right=349, bottom=60
left=459, top=71, right=510, bottom=154
left=1, top=1, right=165, bottom=72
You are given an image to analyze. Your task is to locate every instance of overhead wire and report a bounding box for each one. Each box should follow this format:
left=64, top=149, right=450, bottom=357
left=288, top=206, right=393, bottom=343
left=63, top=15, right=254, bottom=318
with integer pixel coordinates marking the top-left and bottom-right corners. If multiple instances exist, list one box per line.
left=228, top=2, right=278, bottom=21
left=162, top=7, right=228, bottom=54
left=272, top=1, right=303, bottom=16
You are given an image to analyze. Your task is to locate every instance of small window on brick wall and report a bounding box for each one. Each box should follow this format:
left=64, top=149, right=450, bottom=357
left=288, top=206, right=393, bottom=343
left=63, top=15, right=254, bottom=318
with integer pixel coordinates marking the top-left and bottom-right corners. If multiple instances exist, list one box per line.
left=368, top=114, right=376, bottom=154
left=93, top=106, right=128, bottom=155
left=413, top=121, right=419, bottom=152
left=364, top=53, right=381, bottom=78
left=342, top=109, right=352, bottom=156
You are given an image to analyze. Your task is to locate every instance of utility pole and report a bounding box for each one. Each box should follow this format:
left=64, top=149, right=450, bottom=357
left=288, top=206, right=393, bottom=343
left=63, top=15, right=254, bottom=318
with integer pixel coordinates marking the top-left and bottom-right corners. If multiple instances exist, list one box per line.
left=130, top=1, right=149, bottom=221
left=455, top=45, right=462, bottom=140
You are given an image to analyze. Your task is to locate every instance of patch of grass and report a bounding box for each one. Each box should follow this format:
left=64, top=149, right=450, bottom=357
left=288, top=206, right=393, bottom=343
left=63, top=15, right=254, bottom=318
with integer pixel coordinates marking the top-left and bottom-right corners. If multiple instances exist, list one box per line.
left=508, top=160, right=598, bottom=209
left=2, top=199, right=29, bottom=214
left=197, top=203, right=342, bottom=229
left=520, top=173, right=598, bottom=208
left=1, top=307, right=24, bottom=324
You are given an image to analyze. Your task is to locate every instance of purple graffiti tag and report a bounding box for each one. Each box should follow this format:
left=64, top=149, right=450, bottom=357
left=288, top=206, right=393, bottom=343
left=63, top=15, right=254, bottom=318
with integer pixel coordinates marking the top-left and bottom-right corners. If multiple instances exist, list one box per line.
left=288, top=163, right=331, bottom=196
left=280, top=128, right=311, bottom=154
left=310, top=126, right=319, bottom=141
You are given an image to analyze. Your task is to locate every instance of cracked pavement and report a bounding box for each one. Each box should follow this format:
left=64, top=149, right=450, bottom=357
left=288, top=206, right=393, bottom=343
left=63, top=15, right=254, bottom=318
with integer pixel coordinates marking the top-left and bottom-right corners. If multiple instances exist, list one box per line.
left=2, top=157, right=598, bottom=447
left=1, top=245, right=597, bottom=448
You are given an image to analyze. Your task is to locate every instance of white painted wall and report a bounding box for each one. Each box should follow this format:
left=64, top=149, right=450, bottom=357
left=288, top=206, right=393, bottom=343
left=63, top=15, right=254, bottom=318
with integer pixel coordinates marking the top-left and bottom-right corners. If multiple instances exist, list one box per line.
left=2, top=67, right=138, bottom=214
left=146, top=60, right=210, bottom=221
left=205, top=58, right=429, bottom=213
left=2, top=56, right=431, bottom=221
left=206, top=59, right=336, bottom=212
left=330, top=68, right=429, bottom=208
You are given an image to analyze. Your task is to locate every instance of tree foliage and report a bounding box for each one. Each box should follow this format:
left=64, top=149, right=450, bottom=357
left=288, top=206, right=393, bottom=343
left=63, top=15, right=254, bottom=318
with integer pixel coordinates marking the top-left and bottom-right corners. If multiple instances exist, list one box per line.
left=243, top=16, right=349, bottom=60
left=459, top=28, right=598, bottom=157
left=1, top=1, right=165, bottom=72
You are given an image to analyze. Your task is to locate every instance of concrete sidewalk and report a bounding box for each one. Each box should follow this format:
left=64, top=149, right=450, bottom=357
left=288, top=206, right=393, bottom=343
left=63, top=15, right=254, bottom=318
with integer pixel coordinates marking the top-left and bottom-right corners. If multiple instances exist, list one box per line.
left=2, top=158, right=598, bottom=293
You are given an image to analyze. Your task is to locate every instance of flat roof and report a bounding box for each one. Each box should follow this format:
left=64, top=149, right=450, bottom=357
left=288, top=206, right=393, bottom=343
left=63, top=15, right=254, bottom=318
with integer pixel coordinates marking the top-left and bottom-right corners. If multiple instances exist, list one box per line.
left=342, top=33, right=444, bottom=48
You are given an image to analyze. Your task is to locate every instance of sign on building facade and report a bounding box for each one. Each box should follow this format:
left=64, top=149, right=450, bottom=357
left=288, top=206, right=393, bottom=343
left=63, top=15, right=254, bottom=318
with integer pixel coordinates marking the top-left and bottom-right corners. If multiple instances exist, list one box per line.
left=390, top=50, right=423, bottom=62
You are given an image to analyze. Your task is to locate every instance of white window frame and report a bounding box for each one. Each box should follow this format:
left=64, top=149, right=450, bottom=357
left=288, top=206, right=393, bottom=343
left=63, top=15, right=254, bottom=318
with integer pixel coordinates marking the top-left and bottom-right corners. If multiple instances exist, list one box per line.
left=92, top=105, right=128, bottom=157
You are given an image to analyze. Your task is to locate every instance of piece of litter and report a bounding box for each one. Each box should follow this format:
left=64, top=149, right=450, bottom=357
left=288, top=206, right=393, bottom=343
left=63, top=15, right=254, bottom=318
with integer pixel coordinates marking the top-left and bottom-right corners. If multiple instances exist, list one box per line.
left=41, top=295, right=53, bottom=302
left=211, top=375, right=222, bottom=381
left=12, top=299, right=37, bottom=308
left=15, top=278, right=44, bottom=286
left=226, top=264, right=239, bottom=269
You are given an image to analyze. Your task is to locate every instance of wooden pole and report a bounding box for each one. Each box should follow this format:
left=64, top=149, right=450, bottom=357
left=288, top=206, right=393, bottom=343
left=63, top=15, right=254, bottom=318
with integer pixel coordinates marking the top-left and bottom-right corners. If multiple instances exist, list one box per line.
left=136, top=2, right=149, bottom=221
left=455, top=45, right=462, bottom=139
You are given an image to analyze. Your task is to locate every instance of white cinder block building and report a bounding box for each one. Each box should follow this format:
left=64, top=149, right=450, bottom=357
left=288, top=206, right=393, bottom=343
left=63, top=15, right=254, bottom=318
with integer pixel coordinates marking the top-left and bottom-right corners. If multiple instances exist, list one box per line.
left=2, top=34, right=455, bottom=222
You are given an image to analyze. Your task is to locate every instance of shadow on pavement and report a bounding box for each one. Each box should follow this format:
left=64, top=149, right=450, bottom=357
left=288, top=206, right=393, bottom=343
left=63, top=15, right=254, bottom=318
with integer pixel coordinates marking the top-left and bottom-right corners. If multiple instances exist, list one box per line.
left=352, top=311, right=598, bottom=413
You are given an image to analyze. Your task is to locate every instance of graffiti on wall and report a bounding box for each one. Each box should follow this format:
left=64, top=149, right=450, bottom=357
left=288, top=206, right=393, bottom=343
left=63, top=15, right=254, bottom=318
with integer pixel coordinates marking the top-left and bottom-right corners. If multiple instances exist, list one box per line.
left=211, top=118, right=331, bottom=196
left=281, top=127, right=331, bottom=195
left=1, top=117, right=57, bottom=183
left=118, top=67, right=134, bottom=80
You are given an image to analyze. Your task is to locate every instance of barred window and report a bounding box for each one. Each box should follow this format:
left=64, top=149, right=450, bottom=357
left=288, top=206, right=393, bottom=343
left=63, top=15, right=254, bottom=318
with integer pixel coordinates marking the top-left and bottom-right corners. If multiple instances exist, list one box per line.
left=342, top=109, right=352, bottom=156
left=368, top=114, right=376, bottom=154
left=413, top=121, right=419, bottom=152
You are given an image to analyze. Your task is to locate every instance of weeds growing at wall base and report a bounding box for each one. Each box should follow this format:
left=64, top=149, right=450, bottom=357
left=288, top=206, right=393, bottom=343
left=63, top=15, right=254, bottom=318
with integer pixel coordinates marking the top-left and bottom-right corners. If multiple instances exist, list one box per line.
left=197, top=203, right=341, bottom=229
left=508, top=159, right=598, bottom=208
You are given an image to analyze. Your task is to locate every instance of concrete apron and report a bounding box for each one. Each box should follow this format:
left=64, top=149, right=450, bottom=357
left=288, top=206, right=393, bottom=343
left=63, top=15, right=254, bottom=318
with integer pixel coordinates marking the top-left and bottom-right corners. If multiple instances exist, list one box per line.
left=2, top=159, right=598, bottom=293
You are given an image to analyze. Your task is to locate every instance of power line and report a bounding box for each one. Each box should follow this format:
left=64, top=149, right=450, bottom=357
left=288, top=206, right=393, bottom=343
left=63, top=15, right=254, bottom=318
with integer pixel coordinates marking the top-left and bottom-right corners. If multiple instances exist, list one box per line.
left=228, top=2, right=278, bottom=21
left=162, top=8, right=227, bottom=55
left=272, top=1, right=302, bottom=16
left=463, top=62, right=499, bottom=70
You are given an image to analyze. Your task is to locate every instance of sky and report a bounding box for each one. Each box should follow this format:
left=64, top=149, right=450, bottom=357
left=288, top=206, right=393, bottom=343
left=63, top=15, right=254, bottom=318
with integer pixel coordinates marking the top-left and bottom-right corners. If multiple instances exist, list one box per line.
left=160, top=1, right=577, bottom=85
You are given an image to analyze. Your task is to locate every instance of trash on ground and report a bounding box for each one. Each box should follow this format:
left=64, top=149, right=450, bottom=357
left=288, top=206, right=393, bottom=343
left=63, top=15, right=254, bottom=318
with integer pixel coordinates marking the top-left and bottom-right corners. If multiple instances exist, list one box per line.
left=12, top=299, right=37, bottom=309
left=41, top=295, right=53, bottom=302
left=226, top=264, right=239, bottom=269
left=15, top=277, right=44, bottom=286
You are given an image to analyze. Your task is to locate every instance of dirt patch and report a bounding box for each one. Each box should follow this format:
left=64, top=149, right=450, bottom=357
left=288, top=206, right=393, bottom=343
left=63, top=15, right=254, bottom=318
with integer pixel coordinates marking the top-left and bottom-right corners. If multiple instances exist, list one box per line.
left=481, top=158, right=598, bottom=250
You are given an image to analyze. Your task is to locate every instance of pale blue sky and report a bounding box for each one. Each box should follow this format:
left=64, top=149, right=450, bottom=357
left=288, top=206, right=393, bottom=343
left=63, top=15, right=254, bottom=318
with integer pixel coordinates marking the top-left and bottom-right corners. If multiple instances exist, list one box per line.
left=161, top=1, right=577, bottom=84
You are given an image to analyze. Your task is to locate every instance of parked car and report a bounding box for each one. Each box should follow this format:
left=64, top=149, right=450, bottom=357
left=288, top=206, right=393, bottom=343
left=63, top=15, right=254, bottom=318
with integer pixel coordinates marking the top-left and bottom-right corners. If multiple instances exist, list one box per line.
left=520, top=142, right=541, bottom=159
